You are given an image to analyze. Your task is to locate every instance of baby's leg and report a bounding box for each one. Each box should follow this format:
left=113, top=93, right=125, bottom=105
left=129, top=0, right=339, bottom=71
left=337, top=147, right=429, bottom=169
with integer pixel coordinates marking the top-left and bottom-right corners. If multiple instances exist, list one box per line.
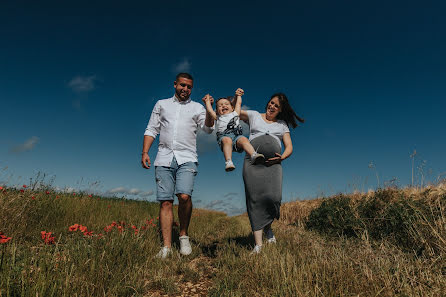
left=236, top=136, right=255, bottom=155
left=237, top=136, right=265, bottom=165
left=221, top=137, right=233, bottom=161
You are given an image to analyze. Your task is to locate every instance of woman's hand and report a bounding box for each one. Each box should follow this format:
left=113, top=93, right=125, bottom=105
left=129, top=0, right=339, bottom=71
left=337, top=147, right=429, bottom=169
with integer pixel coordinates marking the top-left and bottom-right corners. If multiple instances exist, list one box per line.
left=265, top=153, right=283, bottom=166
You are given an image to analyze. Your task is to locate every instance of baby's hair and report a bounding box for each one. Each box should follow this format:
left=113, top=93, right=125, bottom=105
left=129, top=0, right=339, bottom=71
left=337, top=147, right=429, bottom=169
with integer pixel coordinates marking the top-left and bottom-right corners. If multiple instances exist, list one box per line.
left=216, top=96, right=235, bottom=107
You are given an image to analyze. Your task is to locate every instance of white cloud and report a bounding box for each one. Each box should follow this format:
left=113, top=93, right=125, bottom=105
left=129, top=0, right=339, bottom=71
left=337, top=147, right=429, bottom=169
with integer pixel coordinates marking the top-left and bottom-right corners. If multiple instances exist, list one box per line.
left=105, top=187, right=153, bottom=198
left=68, top=75, right=97, bottom=93
left=11, top=136, right=39, bottom=153
left=172, top=58, right=191, bottom=73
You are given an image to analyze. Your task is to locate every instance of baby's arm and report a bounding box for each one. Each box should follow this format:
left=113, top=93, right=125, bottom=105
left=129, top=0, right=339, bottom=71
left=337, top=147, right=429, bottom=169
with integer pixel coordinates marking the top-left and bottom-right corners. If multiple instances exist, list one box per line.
left=203, top=94, right=217, bottom=121
left=234, top=88, right=244, bottom=115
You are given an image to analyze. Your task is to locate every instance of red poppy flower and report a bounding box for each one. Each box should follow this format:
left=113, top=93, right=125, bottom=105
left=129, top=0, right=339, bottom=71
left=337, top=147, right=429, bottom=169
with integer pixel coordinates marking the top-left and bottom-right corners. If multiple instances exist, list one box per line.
left=117, top=226, right=123, bottom=233
left=46, top=191, right=50, bottom=194
left=20, top=189, right=24, bottom=193
left=83, top=231, right=93, bottom=237
left=22, top=185, right=27, bottom=188
left=88, top=194, right=92, bottom=198
left=69, top=224, right=79, bottom=232
left=79, top=225, right=87, bottom=233
left=31, top=196, right=35, bottom=200
left=0, top=234, right=12, bottom=244
left=0, top=186, right=3, bottom=190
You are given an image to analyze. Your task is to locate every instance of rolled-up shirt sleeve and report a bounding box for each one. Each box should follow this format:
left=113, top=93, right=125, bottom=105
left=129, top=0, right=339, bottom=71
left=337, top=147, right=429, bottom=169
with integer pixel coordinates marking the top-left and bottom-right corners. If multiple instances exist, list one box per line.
left=144, top=101, right=161, bottom=138
left=196, top=106, right=214, bottom=134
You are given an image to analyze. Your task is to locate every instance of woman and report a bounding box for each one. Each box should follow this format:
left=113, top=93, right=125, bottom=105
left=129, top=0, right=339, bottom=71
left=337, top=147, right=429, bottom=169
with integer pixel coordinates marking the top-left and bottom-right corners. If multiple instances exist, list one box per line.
left=239, top=92, right=304, bottom=253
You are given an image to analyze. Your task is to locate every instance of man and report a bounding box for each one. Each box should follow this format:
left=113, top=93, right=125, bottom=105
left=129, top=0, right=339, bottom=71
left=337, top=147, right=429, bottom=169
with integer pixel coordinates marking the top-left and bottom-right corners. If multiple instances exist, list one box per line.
left=141, top=73, right=214, bottom=258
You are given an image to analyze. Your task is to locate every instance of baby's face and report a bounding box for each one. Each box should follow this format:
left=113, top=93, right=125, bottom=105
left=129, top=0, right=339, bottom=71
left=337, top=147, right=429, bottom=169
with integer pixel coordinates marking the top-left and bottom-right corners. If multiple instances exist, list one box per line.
left=216, top=99, right=234, bottom=115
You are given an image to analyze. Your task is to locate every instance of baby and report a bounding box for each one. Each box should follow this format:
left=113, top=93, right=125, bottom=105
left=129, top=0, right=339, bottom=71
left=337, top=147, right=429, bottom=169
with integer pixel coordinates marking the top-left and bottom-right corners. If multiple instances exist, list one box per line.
left=204, top=88, right=264, bottom=171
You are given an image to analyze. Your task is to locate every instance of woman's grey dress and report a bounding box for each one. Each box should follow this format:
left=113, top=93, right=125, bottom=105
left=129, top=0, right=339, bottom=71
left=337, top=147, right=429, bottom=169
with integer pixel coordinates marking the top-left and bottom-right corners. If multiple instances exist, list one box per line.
left=243, top=134, right=282, bottom=231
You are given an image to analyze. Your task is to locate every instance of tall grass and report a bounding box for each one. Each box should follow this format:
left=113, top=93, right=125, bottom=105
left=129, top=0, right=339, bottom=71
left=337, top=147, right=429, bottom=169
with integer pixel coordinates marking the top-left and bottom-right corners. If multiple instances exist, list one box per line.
left=1, top=184, right=446, bottom=296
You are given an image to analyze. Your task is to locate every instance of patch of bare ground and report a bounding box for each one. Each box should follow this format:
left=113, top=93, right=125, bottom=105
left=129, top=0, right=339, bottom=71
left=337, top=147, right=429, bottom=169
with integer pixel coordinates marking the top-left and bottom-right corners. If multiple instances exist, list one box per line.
left=144, top=256, right=216, bottom=297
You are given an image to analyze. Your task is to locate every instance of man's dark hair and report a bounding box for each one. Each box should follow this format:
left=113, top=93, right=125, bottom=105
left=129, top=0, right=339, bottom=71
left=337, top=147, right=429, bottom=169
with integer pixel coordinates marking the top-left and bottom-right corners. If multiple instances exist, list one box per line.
left=176, top=72, right=194, bottom=81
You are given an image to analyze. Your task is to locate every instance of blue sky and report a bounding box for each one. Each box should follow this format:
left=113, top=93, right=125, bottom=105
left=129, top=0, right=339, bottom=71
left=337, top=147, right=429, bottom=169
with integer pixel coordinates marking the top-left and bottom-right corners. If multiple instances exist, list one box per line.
left=1, top=1, right=445, bottom=215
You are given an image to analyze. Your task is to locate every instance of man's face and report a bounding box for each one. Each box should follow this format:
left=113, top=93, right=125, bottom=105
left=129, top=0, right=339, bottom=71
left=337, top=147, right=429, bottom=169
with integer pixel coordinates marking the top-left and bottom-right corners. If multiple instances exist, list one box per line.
left=174, top=77, right=193, bottom=101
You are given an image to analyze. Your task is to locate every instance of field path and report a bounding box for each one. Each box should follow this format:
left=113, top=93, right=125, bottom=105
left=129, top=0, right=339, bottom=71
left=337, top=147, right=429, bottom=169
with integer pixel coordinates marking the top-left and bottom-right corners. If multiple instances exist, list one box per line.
left=146, top=212, right=253, bottom=297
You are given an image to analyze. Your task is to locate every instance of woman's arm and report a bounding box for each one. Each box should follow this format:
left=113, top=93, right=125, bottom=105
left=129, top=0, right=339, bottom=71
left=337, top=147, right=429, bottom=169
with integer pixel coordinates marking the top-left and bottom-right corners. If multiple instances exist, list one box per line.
left=265, top=132, right=293, bottom=166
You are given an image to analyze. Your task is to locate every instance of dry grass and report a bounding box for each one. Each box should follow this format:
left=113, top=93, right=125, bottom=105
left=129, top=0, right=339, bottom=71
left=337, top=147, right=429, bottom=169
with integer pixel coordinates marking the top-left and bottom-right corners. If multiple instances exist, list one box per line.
left=1, top=184, right=445, bottom=296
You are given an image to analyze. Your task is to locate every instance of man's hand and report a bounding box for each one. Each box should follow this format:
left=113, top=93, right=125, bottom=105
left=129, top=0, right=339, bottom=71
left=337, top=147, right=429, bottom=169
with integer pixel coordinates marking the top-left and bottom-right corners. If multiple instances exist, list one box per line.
left=265, top=153, right=283, bottom=166
left=202, top=94, right=214, bottom=105
left=141, top=153, right=151, bottom=169
left=235, top=88, right=244, bottom=97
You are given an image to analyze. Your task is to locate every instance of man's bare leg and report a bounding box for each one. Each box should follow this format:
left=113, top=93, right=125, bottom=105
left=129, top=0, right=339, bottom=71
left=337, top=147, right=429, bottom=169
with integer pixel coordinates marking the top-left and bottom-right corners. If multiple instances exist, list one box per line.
left=177, top=193, right=192, bottom=236
left=159, top=200, right=174, bottom=247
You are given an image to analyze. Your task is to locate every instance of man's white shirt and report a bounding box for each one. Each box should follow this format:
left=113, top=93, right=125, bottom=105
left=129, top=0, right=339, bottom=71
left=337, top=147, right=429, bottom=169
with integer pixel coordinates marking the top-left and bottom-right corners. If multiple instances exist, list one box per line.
left=144, top=95, right=213, bottom=167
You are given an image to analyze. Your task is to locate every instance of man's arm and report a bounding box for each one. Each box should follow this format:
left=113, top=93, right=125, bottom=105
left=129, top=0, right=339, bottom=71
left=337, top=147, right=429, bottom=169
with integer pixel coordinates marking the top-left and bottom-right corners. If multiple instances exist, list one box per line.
left=204, top=94, right=217, bottom=121
left=141, top=101, right=161, bottom=169
left=201, top=94, right=215, bottom=133
left=141, top=135, right=155, bottom=169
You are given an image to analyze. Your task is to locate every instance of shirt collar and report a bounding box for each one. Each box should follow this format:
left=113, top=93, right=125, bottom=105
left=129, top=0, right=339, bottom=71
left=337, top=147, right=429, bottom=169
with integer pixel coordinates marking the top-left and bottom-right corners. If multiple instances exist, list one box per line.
left=173, top=94, right=191, bottom=104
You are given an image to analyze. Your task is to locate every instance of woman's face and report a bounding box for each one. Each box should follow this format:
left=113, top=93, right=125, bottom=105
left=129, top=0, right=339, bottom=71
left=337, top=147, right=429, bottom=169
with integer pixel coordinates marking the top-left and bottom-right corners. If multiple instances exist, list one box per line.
left=266, top=96, right=282, bottom=119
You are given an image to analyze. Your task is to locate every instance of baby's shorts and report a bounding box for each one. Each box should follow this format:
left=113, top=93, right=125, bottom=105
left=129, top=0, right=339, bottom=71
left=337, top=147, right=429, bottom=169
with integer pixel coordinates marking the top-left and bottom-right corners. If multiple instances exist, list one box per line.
left=217, top=132, right=245, bottom=153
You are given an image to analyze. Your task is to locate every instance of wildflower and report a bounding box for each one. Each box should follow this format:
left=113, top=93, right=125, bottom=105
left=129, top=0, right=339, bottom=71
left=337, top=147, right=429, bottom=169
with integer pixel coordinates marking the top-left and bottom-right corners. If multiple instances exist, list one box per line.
left=117, top=226, right=123, bottom=233
left=46, top=191, right=50, bottom=194
left=131, top=225, right=137, bottom=229
left=79, top=225, right=87, bottom=233
left=56, top=196, right=59, bottom=199
left=111, top=221, right=117, bottom=227
left=20, top=189, right=24, bottom=193
left=0, top=233, right=12, bottom=244
left=31, top=196, right=35, bottom=200
left=156, top=216, right=159, bottom=220
left=83, top=231, right=93, bottom=237
left=23, top=185, right=27, bottom=188
left=41, top=231, right=55, bottom=245
left=0, top=186, right=3, bottom=190
left=73, top=193, right=76, bottom=196
left=88, top=194, right=92, bottom=198
left=69, top=224, right=79, bottom=232
left=107, top=205, right=110, bottom=209
left=104, top=225, right=113, bottom=232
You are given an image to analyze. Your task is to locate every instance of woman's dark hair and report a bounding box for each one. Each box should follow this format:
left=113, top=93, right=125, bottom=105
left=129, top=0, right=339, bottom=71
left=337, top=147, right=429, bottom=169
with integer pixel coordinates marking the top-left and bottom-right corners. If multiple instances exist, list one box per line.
left=266, top=93, right=304, bottom=128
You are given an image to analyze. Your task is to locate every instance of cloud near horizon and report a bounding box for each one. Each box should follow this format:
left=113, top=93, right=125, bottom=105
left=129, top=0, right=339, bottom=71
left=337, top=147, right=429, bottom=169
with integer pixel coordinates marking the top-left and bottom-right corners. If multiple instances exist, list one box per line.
left=105, top=186, right=154, bottom=198
left=10, top=136, right=39, bottom=153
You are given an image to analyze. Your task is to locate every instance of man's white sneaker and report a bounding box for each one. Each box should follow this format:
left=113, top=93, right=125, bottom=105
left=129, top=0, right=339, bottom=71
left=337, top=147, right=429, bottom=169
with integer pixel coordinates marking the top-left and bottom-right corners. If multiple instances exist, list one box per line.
left=155, top=246, right=172, bottom=259
left=179, top=235, right=192, bottom=255
left=225, top=160, right=235, bottom=172
left=267, top=236, right=276, bottom=244
left=250, top=152, right=265, bottom=165
left=250, top=244, right=262, bottom=254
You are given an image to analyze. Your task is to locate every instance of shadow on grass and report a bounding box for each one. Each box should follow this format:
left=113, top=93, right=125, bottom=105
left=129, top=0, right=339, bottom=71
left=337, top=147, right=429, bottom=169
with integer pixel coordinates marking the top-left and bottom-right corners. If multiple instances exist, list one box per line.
left=226, top=234, right=254, bottom=249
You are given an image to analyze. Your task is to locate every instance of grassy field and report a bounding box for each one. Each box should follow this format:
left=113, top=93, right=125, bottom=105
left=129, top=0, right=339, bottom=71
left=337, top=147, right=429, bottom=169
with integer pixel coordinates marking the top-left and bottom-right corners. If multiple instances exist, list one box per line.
left=0, top=184, right=445, bottom=296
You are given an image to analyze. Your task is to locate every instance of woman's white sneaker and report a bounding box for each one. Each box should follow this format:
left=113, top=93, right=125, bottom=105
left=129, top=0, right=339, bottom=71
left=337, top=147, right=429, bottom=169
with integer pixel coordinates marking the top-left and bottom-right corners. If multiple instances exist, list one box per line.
left=250, top=244, right=262, bottom=254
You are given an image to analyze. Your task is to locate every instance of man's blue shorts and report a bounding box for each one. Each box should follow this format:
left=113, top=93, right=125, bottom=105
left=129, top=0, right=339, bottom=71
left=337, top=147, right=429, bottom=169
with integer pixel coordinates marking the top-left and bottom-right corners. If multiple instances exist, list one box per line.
left=217, top=132, right=244, bottom=153
left=154, top=156, right=198, bottom=201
